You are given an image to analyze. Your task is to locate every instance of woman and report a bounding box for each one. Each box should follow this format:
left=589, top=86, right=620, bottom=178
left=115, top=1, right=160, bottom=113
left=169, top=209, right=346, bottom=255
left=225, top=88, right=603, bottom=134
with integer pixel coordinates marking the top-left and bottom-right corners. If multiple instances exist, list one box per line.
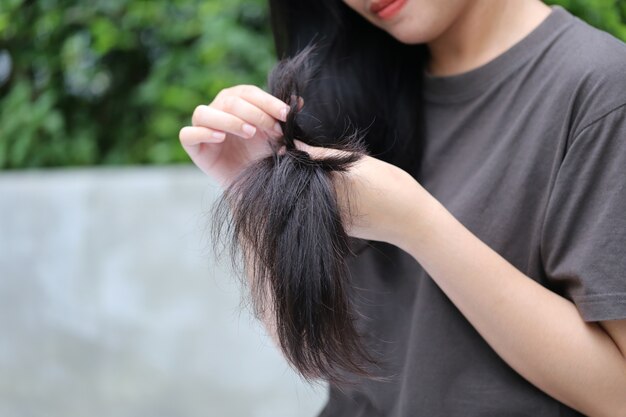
left=179, top=0, right=626, bottom=415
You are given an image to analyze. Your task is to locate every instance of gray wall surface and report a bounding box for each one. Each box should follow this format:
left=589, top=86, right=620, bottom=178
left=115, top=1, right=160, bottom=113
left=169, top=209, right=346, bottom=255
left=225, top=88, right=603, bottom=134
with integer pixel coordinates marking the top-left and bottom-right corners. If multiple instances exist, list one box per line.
left=0, top=166, right=327, bottom=417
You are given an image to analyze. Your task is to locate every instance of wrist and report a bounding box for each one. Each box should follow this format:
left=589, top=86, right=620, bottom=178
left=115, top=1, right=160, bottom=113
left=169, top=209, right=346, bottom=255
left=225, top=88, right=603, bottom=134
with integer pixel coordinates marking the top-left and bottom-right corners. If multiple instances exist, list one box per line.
left=390, top=179, right=443, bottom=256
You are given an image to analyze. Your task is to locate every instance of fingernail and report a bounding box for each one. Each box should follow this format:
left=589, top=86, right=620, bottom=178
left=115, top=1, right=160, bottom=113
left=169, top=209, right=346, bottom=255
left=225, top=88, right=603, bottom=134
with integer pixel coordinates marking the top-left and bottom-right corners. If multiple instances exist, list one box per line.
left=242, top=123, right=256, bottom=138
left=273, top=122, right=283, bottom=135
left=211, top=131, right=226, bottom=141
left=279, top=107, right=289, bottom=121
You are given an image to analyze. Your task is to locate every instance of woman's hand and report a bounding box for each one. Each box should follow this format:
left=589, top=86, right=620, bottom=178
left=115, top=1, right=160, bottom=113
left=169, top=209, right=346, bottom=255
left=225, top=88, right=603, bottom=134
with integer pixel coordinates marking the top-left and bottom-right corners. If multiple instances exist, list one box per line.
left=179, top=85, right=292, bottom=187
left=293, top=140, right=426, bottom=247
left=179, top=84, right=425, bottom=247
left=294, top=143, right=626, bottom=417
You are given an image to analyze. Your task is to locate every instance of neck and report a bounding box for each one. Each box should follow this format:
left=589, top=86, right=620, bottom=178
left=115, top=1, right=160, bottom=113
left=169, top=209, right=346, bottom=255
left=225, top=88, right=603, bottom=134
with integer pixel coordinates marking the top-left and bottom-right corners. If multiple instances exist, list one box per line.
left=426, top=0, right=551, bottom=76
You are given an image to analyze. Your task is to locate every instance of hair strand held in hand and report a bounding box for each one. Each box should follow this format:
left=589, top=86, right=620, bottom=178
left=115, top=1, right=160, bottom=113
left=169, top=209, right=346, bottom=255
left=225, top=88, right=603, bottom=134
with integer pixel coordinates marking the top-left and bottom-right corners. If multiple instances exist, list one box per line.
left=211, top=44, right=378, bottom=382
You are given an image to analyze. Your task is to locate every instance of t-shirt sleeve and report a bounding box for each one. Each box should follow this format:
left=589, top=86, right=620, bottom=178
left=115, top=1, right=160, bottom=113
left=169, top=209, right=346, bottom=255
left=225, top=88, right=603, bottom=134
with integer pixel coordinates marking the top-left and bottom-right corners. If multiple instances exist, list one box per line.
left=540, top=104, right=626, bottom=322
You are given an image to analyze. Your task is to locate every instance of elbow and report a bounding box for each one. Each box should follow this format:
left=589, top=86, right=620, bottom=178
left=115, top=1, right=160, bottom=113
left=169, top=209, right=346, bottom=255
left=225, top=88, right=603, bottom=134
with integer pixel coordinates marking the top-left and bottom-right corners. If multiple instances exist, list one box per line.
left=609, top=392, right=626, bottom=417
left=597, top=404, right=626, bottom=417
left=593, top=385, right=626, bottom=417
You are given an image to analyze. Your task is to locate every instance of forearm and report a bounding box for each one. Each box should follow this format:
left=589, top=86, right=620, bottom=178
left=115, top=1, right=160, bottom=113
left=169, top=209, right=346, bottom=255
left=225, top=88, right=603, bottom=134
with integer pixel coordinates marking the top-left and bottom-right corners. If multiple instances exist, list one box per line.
left=396, top=181, right=626, bottom=417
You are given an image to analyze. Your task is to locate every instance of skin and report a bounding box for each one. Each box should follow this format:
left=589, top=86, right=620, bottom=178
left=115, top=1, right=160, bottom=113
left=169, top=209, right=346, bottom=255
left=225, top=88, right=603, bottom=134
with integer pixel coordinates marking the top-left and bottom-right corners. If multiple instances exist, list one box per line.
left=345, top=0, right=553, bottom=75
left=179, top=0, right=626, bottom=415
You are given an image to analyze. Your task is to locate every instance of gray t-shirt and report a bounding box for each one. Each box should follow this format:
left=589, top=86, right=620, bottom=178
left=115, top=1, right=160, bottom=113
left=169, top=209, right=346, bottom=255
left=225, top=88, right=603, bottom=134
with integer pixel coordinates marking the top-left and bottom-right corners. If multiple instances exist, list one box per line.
left=319, top=5, right=626, bottom=417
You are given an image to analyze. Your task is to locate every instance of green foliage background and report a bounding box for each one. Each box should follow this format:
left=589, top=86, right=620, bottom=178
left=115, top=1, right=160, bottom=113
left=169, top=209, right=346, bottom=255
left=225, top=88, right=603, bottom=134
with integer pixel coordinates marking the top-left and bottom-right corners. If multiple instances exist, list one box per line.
left=0, top=0, right=624, bottom=169
left=0, top=0, right=274, bottom=168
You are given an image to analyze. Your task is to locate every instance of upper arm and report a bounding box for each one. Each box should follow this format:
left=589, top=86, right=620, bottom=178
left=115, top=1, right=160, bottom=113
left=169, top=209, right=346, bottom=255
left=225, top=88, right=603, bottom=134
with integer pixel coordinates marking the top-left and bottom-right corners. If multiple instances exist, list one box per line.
left=540, top=104, right=626, bottom=322
left=600, top=319, right=626, bottom=360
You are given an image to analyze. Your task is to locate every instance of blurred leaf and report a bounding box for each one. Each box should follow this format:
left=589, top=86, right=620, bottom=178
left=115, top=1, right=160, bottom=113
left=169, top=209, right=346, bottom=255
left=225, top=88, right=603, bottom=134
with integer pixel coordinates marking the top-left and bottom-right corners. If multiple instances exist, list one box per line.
left=1, top=0, right=623, bottom=169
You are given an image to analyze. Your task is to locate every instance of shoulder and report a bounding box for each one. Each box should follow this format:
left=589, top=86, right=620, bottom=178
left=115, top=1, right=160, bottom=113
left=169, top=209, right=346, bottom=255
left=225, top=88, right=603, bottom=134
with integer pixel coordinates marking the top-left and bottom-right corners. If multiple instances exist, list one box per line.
left=550, top=11, right=626, bottom=136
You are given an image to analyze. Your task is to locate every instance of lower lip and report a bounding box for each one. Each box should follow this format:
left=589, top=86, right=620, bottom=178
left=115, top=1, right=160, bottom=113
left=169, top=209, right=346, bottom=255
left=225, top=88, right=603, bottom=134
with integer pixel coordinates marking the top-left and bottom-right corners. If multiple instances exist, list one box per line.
left=376, top=0, right=407, bottom=20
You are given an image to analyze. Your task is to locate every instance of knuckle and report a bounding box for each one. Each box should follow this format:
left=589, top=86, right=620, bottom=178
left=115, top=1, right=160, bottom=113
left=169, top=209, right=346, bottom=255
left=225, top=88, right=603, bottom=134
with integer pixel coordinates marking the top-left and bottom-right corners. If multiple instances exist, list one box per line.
left=258, top=112, right=274, bottom=129
left=259, top=93, right=274, bottom=110
left=178, top=127, right=190, bottom=143
left=244, top=85, right=276, bottom=113
left=191, top=105, right=206, bottom=125
left=211, top=89, right=226, bottom=105
left=226, top=85, right=245, bottom=96
left=221, top=95, right=238, bottom=113
left=239, top=84, right=257, bottom=96
left=219, top=86, right=233, bottom=96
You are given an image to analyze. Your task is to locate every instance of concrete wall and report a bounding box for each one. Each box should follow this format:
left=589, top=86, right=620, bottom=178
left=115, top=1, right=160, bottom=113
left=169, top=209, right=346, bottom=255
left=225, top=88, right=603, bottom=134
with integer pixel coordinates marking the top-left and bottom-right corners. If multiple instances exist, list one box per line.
left=0, top=166, right=327, bottom=417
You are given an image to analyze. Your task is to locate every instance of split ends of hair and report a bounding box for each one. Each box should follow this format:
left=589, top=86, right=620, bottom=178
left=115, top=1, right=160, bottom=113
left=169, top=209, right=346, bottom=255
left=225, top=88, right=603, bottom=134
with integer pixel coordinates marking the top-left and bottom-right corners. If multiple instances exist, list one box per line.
left=211, top=42, right=381, bottom=383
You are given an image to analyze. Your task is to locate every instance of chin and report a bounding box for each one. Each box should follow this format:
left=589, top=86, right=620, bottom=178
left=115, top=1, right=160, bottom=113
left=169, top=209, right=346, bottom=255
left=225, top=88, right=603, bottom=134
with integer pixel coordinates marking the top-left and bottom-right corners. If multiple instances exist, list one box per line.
left=368, top=1, right=466, bottom=45
left=384, top=21, right=442, bottom=45
left=388, top=30, right=432, bottom=45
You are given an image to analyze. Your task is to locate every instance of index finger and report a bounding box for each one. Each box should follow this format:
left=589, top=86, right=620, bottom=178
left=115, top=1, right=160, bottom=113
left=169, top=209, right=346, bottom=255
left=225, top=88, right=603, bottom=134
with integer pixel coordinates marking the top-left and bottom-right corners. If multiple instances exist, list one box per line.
left=229, top=85, right=291, bottom=122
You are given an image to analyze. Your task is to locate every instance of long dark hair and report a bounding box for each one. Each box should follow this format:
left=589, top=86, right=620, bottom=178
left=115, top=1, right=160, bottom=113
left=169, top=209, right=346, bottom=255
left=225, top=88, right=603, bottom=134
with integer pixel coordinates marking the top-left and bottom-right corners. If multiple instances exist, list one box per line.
left=269, top=0, right=427, bottom=176
left=213, top=44, right=375, bottom=382
left=212, top=1, right=427, bottom=383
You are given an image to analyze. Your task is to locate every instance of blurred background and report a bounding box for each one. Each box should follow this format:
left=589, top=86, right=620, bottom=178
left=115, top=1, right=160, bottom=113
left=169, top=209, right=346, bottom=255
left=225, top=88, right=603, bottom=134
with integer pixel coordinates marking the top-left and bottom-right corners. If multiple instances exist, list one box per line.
left=0, top=0, right=625, bottom=416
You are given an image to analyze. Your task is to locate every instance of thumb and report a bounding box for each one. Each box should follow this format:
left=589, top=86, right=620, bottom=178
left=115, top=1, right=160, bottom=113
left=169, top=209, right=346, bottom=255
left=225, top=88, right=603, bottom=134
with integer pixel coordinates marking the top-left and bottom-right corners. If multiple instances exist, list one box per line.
left=293, top=139, right=352, bottom=160
left=293, top=139, right=314, bottom=154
